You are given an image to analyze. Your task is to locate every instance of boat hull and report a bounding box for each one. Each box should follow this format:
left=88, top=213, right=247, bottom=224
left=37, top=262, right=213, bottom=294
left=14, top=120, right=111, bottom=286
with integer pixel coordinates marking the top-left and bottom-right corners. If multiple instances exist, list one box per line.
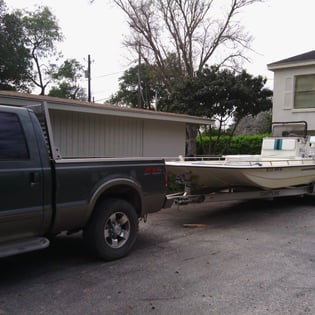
left=166, top=159, right=315, bottom=191
left=167, top=122, right=315, bottom=192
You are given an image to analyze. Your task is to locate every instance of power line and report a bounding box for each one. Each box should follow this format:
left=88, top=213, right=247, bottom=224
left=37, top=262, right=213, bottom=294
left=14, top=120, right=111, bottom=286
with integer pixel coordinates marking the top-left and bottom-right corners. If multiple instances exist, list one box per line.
left=92, top=70, right=126, bottom=79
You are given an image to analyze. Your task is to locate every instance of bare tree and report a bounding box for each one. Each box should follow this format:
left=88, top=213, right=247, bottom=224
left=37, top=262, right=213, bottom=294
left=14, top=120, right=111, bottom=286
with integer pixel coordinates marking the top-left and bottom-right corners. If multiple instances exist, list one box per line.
left=100, top=0, right=263, bottom=155
left=113, top=0, right=262, bottom=88
left=111, top=0, right=263, bottom=155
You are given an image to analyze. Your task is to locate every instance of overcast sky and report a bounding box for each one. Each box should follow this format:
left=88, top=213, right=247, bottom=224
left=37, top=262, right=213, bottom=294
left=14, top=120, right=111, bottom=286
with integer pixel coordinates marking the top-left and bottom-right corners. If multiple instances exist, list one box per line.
left=4, top=0, right=315, bottom=102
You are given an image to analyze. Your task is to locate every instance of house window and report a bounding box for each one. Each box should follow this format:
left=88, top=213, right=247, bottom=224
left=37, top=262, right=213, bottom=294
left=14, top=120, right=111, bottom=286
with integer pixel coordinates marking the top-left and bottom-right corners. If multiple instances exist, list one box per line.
left=294, top=74, right=315, bottom=108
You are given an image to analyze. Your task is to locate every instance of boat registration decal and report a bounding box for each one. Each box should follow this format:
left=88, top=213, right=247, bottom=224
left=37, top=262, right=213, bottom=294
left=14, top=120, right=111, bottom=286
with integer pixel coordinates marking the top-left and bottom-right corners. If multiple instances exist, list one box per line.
left=266, top=167, right=283, bottom=172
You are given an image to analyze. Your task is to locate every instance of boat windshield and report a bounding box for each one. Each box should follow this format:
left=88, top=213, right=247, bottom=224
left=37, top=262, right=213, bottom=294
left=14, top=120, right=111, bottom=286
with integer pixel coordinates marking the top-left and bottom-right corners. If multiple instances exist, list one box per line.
left=272, top=121, right=307, bottom=138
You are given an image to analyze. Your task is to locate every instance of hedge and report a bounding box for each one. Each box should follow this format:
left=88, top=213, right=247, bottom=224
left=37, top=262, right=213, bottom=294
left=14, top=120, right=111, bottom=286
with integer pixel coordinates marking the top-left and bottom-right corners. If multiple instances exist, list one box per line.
left=196, top=134, right=269, bottom=156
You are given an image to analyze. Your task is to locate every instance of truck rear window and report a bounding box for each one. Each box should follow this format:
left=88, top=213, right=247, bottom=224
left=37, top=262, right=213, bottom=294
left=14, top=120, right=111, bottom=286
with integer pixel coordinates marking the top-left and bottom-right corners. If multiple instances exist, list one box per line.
left=0, top=112, right=29, bottom=160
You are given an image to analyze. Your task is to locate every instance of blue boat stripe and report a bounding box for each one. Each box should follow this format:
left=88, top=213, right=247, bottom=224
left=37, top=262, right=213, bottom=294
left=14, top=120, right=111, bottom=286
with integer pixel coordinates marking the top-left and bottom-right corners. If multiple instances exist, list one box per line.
left=274, top=139, right=283, bottom=150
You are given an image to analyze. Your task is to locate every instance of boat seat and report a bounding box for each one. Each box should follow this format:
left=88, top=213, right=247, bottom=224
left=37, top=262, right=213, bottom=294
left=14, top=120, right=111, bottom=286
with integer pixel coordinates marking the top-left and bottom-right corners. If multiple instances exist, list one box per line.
left=261, top=138, right=299, bottom=158
left=310, top=136, right=315, bottom=147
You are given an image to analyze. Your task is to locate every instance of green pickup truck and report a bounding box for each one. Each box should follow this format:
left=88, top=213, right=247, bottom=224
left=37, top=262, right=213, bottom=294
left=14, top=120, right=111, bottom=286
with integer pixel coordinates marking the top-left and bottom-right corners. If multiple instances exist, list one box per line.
left=0, top=104, right=172, bottom=260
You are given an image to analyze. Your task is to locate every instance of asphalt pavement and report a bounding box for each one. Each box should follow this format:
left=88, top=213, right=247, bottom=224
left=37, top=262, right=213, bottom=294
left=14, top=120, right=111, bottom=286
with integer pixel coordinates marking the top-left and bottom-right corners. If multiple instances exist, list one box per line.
left=0, top=196, right=315, bottom=314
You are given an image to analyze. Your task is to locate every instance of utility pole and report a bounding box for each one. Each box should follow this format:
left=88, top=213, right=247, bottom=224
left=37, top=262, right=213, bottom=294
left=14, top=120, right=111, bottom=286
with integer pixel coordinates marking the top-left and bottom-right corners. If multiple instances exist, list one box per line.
left=137, top=43, right=142, bottom=108
left=87, top=54, right=91, bottom=102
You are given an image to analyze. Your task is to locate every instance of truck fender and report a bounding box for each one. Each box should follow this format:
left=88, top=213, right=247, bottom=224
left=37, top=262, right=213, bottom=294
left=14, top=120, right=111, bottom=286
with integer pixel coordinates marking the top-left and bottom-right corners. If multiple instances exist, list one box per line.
left=87, top=178, right=144, bottom=220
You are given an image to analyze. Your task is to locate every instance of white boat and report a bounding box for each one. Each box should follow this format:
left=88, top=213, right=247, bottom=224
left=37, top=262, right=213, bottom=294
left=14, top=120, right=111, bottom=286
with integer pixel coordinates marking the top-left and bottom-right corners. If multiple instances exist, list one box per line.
left=166, top=121, right=315, bottom=192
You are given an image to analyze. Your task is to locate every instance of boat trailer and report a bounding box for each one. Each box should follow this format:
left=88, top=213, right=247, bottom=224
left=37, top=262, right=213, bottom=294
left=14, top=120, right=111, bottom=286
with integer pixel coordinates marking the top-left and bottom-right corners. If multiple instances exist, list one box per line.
left=167, top=183, right=315, bottom=206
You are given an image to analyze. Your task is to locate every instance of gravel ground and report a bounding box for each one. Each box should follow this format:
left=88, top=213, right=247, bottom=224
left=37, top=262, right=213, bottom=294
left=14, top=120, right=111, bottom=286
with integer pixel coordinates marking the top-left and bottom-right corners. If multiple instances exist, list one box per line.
left=0, top=195, right=315, bottom=314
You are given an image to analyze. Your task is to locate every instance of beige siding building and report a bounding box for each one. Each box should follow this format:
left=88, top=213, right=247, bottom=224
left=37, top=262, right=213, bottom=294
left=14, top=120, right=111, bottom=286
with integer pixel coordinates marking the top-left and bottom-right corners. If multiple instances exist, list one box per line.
left=0, top=91, right=212, bottom=158
left=268, top=50, right=315, bottom=134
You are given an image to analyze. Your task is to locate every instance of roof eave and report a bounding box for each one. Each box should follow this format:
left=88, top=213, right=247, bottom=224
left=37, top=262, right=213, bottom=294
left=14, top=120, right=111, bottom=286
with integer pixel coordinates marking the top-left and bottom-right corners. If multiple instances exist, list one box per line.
left=268, top=60, right=315, bottom=71
left=0, top=90, right=213, bottom=126
left=49, top=102, right=213, bottom=125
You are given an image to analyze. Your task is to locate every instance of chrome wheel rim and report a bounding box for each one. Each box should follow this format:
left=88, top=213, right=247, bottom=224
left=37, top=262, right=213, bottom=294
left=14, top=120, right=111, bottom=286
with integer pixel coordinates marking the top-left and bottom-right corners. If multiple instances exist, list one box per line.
left=104, top=212, right=130, bottom=248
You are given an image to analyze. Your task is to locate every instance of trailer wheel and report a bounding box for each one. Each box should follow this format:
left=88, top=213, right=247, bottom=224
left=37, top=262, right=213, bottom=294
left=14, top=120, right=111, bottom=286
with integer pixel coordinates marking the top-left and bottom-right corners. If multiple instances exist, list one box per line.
left=84, top=198, right=139, bottom=261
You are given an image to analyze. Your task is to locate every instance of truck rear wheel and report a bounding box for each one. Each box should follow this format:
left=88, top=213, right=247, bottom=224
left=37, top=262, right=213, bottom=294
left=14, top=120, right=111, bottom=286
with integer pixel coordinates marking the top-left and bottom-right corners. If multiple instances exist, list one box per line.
left=84, top=198, right=139, bottom=261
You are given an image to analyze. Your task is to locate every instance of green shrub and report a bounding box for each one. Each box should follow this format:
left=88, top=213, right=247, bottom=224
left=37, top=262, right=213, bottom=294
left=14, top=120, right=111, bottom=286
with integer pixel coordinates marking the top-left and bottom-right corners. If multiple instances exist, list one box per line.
left=196, top=134, right=269, bottom=156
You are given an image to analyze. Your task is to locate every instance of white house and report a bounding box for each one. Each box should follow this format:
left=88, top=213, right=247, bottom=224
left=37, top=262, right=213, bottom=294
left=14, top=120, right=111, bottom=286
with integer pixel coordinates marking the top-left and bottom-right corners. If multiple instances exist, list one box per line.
left=0, top=91, right=212, bottom=158
left=268, top=50, right=315, bottom=134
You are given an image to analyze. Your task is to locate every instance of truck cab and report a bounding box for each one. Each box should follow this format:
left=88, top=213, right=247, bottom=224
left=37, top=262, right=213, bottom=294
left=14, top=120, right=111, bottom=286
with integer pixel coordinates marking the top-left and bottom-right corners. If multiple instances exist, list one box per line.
left=0, top=106, right=52, bottom=244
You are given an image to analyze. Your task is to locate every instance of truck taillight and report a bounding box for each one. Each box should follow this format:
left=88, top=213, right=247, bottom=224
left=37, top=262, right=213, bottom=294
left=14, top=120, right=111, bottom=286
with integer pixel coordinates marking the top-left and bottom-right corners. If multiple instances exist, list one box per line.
left=164, top=167, right=168, bottom=187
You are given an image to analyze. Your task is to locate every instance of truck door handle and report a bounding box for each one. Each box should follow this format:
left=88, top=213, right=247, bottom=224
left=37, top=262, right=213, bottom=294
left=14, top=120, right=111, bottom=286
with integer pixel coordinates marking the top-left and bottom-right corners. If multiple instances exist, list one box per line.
left=30, top=172, right=40, bottom=188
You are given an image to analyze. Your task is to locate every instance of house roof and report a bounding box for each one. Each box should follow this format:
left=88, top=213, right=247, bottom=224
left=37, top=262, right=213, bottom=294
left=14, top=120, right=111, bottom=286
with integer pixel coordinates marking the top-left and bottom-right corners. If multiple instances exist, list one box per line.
left=268, top=50, right=315, bottom=71
left=0, top=90, right=213, bottom=126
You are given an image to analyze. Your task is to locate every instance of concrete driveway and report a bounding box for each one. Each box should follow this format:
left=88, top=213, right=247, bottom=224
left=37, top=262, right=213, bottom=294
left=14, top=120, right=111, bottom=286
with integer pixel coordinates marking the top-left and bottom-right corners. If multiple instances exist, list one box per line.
left=0, top=196, right=315, bottom=314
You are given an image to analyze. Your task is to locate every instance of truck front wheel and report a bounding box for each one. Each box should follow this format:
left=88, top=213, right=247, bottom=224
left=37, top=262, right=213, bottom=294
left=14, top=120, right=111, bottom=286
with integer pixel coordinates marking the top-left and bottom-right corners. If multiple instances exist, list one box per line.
left=84, top=198, right=139, bottom=260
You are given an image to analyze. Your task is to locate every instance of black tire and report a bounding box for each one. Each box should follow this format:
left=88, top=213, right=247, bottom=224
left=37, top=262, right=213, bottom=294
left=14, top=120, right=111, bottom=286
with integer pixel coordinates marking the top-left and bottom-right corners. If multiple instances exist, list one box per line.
left=84, top=198, right=139, bottom=261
